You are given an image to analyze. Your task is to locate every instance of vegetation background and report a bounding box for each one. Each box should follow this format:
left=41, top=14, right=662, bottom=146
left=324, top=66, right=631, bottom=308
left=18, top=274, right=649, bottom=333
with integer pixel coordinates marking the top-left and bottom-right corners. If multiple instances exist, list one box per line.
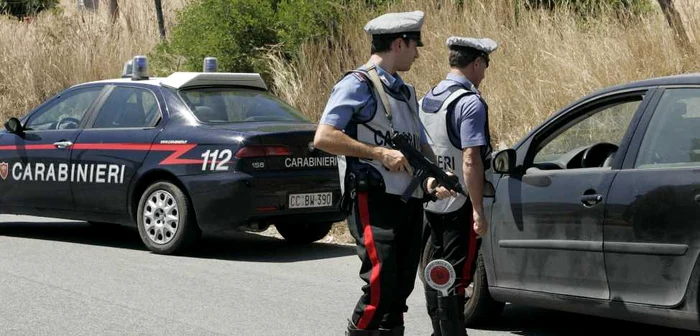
left=1, top=0, right=698, bottom=243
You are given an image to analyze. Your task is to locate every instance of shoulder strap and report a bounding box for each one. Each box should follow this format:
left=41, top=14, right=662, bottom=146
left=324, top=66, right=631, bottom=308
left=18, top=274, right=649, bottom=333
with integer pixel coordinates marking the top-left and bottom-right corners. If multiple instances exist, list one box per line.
left=442, top=88, right=472, bottom=111
left=364, top=62, right=394, bottom=128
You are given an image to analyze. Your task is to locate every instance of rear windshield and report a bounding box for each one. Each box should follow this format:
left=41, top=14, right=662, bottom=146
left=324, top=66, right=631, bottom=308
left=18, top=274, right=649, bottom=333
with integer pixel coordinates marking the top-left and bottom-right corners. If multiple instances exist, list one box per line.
left=179, top=87, right=309, bottom=123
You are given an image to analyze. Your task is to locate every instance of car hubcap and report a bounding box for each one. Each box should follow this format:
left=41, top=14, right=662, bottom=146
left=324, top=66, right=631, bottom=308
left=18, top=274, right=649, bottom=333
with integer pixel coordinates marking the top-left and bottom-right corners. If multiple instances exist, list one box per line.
left=142, top=190, right=179, bottom=245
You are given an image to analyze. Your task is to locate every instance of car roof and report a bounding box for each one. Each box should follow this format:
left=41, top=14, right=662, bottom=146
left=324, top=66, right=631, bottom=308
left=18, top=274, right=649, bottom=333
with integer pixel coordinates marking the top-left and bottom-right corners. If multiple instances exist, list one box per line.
left=73, top=72, right=268, bottom=91
left=578, top=72, right=700, bottom=101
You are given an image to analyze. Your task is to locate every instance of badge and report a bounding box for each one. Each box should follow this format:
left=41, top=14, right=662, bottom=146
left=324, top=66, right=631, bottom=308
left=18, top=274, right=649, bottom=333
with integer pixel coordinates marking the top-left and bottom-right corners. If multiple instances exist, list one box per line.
left=0, top=162, right=8, bottom=180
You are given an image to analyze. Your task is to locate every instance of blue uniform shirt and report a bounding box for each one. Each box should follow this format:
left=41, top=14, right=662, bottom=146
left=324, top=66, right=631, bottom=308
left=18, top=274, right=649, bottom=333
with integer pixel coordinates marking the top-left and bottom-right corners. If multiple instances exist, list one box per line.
left=421, top=73, right=487, bottom=149
left=319, top=64, right=427, bottom=144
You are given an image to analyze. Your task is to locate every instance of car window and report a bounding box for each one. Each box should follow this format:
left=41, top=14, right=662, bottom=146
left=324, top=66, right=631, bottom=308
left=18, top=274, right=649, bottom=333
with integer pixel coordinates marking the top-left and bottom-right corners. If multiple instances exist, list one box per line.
left=179, top=88, right=308, bottom=123
left=532, top=97, right=642, bottom=169
left=92, top=86, right=161, bottom=129
left=635, top=88, right=700, bottom=169
left=25, top=86, right=103, bottom=131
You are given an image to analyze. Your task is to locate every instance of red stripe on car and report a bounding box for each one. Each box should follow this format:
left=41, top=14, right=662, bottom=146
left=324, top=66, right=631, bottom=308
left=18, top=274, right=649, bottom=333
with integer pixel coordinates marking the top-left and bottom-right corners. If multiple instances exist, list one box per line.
left=0, top=143, right=203, bottom=165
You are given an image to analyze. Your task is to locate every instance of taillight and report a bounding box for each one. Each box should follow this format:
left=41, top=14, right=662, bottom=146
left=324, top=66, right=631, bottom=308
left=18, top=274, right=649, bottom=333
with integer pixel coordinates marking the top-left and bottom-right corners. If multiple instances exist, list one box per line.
left=234, top=145, right=291, bottom=158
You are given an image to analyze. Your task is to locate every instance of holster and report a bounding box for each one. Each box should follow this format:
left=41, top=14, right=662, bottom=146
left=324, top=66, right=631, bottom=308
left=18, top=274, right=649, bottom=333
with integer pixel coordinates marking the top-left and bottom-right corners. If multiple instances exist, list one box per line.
left=339, top=169, right=385, bottom=215
left=339, top=172, right=357, bottom=215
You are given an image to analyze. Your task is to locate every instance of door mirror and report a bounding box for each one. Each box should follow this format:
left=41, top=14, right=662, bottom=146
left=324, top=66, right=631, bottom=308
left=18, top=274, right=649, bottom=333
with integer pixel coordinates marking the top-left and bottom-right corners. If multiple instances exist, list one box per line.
left=4, top=118, right=23, bottom=135
left=493, top=149, right=516, bottom=174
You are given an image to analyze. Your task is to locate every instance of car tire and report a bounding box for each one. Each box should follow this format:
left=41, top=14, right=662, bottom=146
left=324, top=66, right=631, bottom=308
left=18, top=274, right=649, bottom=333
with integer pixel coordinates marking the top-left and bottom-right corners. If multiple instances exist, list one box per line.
left=464, top=251, right=505, bottom=326
left=136, top=181, right=201, bottom=255
left=275, top=222, right=332, bottom=244
left=419, top=237, right=505, bottom=326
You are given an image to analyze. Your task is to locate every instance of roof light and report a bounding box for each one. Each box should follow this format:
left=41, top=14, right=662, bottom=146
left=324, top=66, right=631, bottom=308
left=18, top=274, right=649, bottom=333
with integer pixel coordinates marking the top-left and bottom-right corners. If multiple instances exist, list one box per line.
left=203, top=57, right=218, bottom=73
left=131, top=55, right=149, bottom=80
left=121, top=59, right=133, bottom=78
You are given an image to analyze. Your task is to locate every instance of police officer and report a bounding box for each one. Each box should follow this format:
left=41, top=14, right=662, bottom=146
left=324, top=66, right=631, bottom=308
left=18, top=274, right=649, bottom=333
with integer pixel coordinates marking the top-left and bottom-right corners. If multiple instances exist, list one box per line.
left=313, top=11, right=456, bottom=336
left=418, top=36, right=498, bottom=336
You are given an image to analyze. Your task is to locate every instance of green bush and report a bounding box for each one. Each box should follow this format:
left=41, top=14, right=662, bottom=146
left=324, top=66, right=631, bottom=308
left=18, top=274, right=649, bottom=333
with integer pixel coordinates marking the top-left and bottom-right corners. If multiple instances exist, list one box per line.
left=150, top=0, right=277, bottom=77
left=276, top=0, right=341, bottom=52
left=149, top=0, right=392, bottom=81
left=0, top=0, right=58, bottom=19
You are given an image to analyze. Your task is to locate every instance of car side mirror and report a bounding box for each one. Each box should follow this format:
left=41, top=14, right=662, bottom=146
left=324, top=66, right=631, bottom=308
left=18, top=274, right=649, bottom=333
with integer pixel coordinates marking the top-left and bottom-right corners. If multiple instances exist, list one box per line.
left=4, top=118, right=23, bottom=135
left=493, top=149, right=516, bottom=174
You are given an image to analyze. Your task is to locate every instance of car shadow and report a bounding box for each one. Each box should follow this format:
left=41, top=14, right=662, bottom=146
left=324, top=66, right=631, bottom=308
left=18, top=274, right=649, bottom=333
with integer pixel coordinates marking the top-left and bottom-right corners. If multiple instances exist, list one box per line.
left=475, top=304, right=698, bottom=335
left=0, top=219, right=355, bottom=262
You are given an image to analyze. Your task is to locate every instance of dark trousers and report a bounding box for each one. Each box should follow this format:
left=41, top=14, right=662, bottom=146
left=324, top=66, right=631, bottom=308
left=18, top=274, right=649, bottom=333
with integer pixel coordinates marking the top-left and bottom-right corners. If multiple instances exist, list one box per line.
left=347, top=190, right=424, bottom=330
left=424, top=201, right=480, bottom=296
left=423, top=201, right=481, bottom=336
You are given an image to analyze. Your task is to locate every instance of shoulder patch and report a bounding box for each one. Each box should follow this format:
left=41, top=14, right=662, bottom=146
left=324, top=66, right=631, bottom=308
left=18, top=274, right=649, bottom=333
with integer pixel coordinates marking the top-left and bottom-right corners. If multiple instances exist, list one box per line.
left=352, top=72, right=367, bottom=82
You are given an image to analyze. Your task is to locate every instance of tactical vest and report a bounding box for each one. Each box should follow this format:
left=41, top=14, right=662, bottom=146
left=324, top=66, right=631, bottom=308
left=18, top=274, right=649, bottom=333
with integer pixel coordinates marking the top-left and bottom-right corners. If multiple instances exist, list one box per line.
left=419, top=85, right=491, bottom=214
left=337, top=66, right=424, bottom=199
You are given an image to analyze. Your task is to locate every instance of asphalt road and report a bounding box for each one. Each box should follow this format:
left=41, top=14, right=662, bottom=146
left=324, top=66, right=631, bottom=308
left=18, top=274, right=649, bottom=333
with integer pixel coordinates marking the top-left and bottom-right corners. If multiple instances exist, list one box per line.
left=0, top=215, right=696, bottom=336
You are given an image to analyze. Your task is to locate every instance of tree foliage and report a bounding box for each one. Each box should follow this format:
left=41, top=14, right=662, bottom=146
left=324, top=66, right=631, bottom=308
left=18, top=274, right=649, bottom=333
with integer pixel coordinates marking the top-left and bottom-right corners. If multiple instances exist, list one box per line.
left=0, top=0, right=58, bottom=19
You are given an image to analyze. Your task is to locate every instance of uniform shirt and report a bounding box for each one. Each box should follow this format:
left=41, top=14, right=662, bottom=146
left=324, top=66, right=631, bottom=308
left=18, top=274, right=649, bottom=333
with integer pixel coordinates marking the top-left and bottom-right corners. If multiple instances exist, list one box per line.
left=421, top=73, right=487, bottom=150
left=320, top=64, right=428, bottom=145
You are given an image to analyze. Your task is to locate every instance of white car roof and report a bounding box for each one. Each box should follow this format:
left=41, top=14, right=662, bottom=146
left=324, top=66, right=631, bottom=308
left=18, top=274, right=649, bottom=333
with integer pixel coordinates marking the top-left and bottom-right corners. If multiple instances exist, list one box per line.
left=160, top=72, right=267, bottom=90
left=82, top=72, right=268, bottom=91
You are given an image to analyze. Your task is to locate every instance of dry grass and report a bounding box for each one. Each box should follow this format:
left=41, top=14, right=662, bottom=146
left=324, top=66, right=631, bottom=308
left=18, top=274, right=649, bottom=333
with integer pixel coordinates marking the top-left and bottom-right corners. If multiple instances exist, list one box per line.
left=0, top=0, right=190, bottom=119
left=270, top=0, right=700, bottom=148
left=4, top=0, right=700, bottom=146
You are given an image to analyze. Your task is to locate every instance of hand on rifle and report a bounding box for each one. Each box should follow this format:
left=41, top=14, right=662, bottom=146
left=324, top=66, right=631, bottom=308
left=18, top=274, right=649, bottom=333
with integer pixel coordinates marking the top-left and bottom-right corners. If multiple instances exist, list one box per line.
left=377, top=148, right=413, bottom=174
left=426, top=172, right=459, bottom=200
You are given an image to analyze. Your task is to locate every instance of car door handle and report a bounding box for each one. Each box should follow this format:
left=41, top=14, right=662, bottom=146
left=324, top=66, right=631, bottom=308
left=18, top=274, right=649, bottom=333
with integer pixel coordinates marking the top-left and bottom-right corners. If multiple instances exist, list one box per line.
left=580, top=194, right=603, bottom=206
left=53, top=141, right=73, bottom=149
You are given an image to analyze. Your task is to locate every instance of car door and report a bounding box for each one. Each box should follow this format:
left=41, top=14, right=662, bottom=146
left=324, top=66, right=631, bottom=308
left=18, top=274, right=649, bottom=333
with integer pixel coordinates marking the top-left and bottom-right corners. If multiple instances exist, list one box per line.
left=70, top=85, right=164, bottom=214
left=604, top=87, right=700, bottom=306
left=489, top=89, right=652, bottom=299
left=0, top=85, right=105, bottom=210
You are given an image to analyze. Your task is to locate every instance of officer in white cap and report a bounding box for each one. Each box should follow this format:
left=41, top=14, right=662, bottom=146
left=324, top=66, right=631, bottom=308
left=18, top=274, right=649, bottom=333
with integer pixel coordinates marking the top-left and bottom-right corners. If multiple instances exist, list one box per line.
left=314, top=10, right=455, bottom=336
left=418, top=36, right=498, bottom=336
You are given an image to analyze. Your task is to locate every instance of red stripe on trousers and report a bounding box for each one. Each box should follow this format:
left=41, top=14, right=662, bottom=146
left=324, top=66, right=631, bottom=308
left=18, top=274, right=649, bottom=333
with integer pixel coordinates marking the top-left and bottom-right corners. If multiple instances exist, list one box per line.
left=356, top=191, right=381, bottom=330
left=460, top=222, right=479, bottom=288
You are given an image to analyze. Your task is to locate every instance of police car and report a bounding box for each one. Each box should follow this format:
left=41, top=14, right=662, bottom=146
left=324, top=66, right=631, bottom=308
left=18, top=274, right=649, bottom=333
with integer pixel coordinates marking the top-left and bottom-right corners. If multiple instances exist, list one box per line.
left=0, top=56, right=344, bottom=255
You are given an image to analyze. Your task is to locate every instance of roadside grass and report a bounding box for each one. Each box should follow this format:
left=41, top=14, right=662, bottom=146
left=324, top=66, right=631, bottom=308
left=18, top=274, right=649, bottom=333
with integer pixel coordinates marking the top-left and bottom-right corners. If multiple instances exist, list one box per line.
left=0, top=0, right=190, bottom=119
left=269, top=0, right=700, bottom=149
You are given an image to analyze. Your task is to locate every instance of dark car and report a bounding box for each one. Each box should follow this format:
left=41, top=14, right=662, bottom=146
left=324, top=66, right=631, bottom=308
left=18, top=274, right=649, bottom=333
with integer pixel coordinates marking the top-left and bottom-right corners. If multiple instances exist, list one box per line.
left=420, top=73, right=700, bottom=331
left=0, top=69, right=345, bottom=255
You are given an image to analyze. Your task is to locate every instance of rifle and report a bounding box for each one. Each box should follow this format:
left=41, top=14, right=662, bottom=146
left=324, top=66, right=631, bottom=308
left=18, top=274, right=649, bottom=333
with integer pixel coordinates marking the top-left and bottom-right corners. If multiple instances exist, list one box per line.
left=385, top=131, right=467, bottom=203
left=358, top=63, right=466, bottom=203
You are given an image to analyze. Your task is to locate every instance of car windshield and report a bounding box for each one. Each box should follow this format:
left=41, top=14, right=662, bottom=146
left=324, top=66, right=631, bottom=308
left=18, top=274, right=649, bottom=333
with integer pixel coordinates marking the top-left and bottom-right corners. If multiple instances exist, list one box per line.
left=179, top=87, right=309, bottom=123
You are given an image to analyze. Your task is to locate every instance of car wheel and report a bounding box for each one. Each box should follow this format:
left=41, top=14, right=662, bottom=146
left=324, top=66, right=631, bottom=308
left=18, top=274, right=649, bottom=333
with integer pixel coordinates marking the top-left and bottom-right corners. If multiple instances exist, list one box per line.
left=464, top=251, right=505, bottom=326
left=275, top=222, right=332, bottom=244
left=136, top=181, right=201, bottom=255
left=419, top=237, right=505, bottom=326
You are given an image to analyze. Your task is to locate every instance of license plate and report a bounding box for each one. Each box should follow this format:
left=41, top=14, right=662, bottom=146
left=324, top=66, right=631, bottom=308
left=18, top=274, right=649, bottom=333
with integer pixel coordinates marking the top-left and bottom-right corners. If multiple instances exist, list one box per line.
left=288, top=192, right=333, bottom=209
